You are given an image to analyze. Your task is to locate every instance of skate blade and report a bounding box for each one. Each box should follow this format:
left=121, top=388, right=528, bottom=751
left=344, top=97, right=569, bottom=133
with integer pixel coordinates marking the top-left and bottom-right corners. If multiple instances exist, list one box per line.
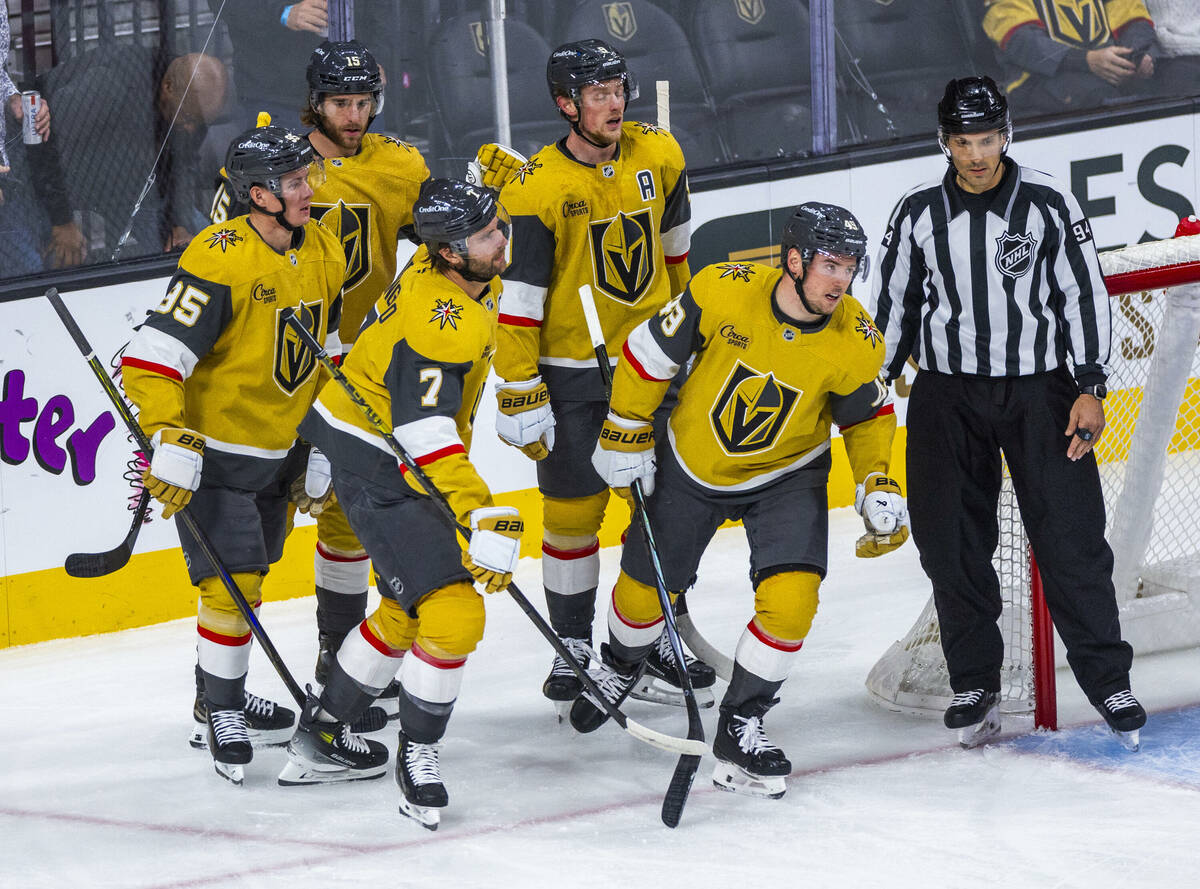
left=630, top=676, right=716, bottom=709
left=213, top=761, right=245, bottom=786
left=552, top=700, right=571, bottom=724
left=711, top=762, right=786, bottom=799
left=277, top=756, right=387, bottom=786
left=958, top=708, right=1002, bottom=749
left=1111, top=727, right=1140, bottom=752
left=399, top=797, right=441, bottom=830
left=190, top=722, right=293, bottom=749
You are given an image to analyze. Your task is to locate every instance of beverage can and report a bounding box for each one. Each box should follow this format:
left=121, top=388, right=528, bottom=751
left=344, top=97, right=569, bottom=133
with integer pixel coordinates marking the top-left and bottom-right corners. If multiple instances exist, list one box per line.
left=21, top=91, right=42, bottom=145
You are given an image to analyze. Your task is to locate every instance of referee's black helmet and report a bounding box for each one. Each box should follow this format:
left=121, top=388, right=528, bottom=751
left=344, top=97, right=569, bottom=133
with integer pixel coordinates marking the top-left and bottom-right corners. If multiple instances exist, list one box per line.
left=937, top=76, right=1009, bottom=135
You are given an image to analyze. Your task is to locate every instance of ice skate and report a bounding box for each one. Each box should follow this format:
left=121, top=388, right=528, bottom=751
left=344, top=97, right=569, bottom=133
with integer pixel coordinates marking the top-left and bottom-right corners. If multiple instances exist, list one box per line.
left=711, top=698, right=790, bottom=799
left=396, top=731, right=448, bottom=831
left=568, top=643, right=644, bottom=734
left=207, top=707, right=253, bottom=786
left=630, top=629, right=717, bottom=709
left=277, top=693, right=388, bottom=786
left=1096, top=689, right=1145, bottom=752
left=542, top=636, right=591, bottom=723
left=189, top=689, right=296, bottom=750
left=944, top=689, right=1001, bottom=748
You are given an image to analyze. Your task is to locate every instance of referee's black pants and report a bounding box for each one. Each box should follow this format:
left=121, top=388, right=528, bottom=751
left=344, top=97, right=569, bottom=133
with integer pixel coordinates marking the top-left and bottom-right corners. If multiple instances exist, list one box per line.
left=906, top=367, right=1133, bottom=706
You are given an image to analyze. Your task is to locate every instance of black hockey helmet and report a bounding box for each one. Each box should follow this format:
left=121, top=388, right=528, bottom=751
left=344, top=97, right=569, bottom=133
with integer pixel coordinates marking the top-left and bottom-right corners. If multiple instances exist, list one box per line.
left=781, top=202, right=869, bottom=274
left=546, top=38, right=639, bottom=115
left=224, top=123, right=316, bottom=203
left=413, top=177, right=509, bottom=257
left=307, top=40, right=384, bottom=119
left=937, top=76, right=1012, bottom=158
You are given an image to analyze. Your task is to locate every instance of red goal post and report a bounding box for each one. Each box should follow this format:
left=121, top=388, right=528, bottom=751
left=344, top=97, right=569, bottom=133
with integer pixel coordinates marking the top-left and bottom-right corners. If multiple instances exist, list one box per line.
left=866, top=228, right=1200, bottom=728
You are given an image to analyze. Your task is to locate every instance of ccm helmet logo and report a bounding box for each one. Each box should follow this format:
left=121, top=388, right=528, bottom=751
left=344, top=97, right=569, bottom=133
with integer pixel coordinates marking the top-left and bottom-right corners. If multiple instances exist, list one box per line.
left=599, top=427, right=652, bottom=446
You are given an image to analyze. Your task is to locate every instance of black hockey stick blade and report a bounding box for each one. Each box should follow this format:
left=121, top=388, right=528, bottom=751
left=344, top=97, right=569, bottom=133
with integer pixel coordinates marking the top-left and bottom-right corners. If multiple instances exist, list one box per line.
left=662, top=752, right=702, bottom=828
left=64, top=487, right=152, bottom=577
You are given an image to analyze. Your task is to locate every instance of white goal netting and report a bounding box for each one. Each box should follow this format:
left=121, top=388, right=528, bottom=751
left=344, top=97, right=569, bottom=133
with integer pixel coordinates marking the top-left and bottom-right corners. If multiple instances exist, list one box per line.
left=866, top=232, right=1200, bottom=719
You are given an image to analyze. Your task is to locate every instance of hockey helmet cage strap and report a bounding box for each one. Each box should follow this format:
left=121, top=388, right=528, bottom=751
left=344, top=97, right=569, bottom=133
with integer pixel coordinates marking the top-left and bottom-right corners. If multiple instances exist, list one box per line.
left=307, top=40, right=385, bottom=117
left=546, top=38, right=639, bottom=109
left=781, top=202, right=869, bottom=269
left=224, top=125, right=315, bottom=202
left=938, top=76, right=1010, bottom=135
left=413, top=178, right=505, bottom=255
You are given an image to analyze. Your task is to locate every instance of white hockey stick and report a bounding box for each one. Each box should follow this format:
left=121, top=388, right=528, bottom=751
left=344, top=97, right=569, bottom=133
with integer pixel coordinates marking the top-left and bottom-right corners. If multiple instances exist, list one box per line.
left=656, top=80, right=670, bottom=132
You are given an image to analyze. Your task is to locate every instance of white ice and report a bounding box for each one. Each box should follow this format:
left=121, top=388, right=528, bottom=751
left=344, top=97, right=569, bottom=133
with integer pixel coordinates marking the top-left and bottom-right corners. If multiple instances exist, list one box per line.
left=4, top=507, right=1200, bottom=888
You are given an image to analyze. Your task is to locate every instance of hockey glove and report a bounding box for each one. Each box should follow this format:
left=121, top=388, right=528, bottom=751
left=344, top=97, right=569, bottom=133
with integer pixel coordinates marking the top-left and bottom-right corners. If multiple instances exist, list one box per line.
left=466, top=143, right=528, bottom=192
left=144, top=427, right=205, bottom=519
left=462, top=506, right=524, bottom=593
left=854, top=472, right=910, bottom=558
left=495, top=376, right=555, bottom=460
left=291, top=447, right=336, bottom=516
left=592, top=412, right=657, bottom=498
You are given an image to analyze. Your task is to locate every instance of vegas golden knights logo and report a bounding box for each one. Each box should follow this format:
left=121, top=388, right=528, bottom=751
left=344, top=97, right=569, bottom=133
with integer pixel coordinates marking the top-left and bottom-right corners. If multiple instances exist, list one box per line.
left=710, top=362, right=800, bottom=455
left=313, top=201, right=371, bottom=291
left=590, top=209, right=656, bottom=304
left=275, top=301, right=323, bottom=394
left=734, top=0, right=766, bottom=25
left=603, top=2, right=637, bottom=41
left=1033, top=0, right=1110, bottom=48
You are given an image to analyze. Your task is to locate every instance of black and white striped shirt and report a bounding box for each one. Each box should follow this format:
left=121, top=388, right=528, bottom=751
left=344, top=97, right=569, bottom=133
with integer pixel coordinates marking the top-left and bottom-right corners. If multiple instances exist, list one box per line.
left=870, top=159, right=1110, bottom=386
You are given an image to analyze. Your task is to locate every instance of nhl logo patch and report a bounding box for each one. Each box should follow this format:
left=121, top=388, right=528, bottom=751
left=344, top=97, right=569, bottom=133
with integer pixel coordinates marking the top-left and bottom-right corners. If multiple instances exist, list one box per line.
left=994, top=231, right=1037, bottom=278
left=601, top=164, right=615, bottom=178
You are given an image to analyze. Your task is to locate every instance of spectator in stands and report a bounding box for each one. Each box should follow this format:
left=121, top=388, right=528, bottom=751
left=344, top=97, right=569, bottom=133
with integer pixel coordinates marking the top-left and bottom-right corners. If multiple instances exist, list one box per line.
left=2, top=0, right=87, bottom=277
left=157, top=52, right=231, bottom=250
left=1144, top=0, right=1200, bottom=96
left=210, top=0, right=327, bottom=131
left=983, top=0, right=1161, bottom=115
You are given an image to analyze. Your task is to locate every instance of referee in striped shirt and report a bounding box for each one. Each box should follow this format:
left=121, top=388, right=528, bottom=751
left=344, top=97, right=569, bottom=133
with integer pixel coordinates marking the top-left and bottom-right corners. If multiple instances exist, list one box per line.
left=869, top=76, right=1145, bottom=747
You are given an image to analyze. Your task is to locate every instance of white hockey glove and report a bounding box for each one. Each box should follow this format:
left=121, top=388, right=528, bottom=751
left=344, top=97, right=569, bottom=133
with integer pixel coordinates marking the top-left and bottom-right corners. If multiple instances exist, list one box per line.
left=292, top=447, right=336, bottom=516
left=495, top=376, right=555, bottom=460
left=854, top=472, right=910, bottom=558
left=592, top=412, right=656, bottom=499
left=466, top=142, right=528, bottom=192
left=144, top=428, right=205, bottom=519
left=463, top=506, right=524, bottom=593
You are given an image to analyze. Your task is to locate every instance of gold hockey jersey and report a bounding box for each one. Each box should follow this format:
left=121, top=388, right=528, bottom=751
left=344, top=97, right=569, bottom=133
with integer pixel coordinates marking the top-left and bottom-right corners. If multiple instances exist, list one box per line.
left=122, top=215, right=345, bottom=490
left=299, top=259, right=501, bottom=525
left=496, top=122, right=692, bottom=401
left=211, top=133, right=430, bottom=343
left=611, top=261, right=895, bottom=492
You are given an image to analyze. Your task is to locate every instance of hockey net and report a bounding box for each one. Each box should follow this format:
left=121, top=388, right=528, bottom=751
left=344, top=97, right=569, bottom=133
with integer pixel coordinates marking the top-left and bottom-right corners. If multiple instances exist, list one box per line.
left=866, top=231, right=1200, bottom=723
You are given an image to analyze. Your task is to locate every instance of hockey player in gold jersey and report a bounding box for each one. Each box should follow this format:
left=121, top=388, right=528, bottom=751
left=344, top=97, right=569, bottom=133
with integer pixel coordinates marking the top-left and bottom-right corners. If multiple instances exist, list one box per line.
left=491, top=38, right=713, bottom=711
left=211, top=40, right=431, bottom=722
left=582, top=203, right=910, bottom=799
left=122, top=123, right=345, bottom=783
left=280, top=179, right=518, bottom=830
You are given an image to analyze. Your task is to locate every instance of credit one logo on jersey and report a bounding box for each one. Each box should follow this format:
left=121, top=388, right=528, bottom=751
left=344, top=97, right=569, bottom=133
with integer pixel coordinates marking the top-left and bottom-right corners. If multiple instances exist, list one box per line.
left=589, top=209, right=656, bottom=304
left=710, top=361, right=800, bottom=455
left=274, top=301, right=324, bottom=394
left=313, top=201, right=372, bottom=291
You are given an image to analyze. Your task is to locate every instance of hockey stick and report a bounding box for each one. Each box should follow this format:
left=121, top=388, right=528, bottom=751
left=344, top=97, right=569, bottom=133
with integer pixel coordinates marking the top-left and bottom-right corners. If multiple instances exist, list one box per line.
left=64, top=486, right=152, bottom=577
left=45, top=288, right=306, bottom=709
left=280, top=308, right=706, bottom=759
left=675, top=592, right=734, bottom=682
left=577, top=285, right=704, bottom=828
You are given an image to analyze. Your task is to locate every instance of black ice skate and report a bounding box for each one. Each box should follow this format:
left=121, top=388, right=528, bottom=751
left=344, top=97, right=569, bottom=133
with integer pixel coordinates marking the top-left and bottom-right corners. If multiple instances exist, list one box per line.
left=630, top=629, right=717, bottom=709
left=396, top=730, right=448, bottom=831
left=711, top=698, right=791, bottom=799
left=542, top=636, right=592, bottom=722
left=190, top=690, right=295, bottom=750
left=944, top=689, right=1001, bottom=748
left=277, top=693, right=389, bottom=786
left=206, top=707, right=253, bottom=785
left=1095, top=689, right=1146, bottom=752
left=314, top=634, right=394, bottom=731
left=568, top=643, right=645, bottom=734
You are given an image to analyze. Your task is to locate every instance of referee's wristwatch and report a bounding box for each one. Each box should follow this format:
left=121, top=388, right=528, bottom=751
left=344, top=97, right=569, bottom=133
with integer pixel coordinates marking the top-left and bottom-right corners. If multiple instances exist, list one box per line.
left=1079, top=383, right=1107, bottom=400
